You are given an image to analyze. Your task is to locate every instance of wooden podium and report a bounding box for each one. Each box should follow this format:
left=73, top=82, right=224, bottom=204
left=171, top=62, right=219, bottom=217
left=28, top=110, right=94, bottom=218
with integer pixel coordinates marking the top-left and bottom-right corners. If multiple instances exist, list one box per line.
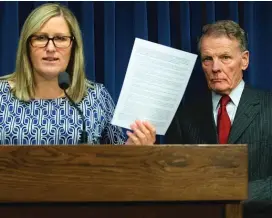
left=0, top=145, right=247, bottom=218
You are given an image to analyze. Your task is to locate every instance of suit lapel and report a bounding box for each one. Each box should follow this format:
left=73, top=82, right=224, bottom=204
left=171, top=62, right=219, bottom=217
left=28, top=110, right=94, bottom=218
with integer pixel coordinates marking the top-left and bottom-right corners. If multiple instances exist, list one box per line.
left=228, top=86, right=260, bottom=143
left=200, top=101, right=218, bottom=143
left=192, top=92, right=218, bottom=144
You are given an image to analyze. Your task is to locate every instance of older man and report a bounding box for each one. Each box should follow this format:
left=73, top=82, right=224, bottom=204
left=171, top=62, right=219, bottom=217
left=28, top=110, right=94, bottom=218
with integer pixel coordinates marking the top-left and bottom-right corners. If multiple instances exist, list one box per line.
left=166, top=20, right=272, bottom=201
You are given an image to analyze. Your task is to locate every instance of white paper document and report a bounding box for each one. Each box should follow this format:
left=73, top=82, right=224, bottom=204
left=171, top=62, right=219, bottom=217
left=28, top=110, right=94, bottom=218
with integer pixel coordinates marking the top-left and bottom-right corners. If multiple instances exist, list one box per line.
left=111, top=38, right=197, bottom=135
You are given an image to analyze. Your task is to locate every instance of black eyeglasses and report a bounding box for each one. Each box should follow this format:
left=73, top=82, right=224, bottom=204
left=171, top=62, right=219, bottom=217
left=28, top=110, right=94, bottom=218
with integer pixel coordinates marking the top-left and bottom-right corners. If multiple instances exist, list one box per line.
left=30, top=35, right=74, bottom=48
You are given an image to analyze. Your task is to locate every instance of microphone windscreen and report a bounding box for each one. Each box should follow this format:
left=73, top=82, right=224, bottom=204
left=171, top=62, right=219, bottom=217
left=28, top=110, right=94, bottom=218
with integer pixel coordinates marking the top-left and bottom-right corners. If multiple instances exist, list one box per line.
left=58, top=72, right=70, bottom=90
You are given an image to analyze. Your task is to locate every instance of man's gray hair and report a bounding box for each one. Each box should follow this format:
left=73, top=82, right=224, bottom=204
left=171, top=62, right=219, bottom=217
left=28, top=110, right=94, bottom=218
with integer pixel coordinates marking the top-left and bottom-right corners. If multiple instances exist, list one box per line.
left=198, top=20, right=248, bottom=53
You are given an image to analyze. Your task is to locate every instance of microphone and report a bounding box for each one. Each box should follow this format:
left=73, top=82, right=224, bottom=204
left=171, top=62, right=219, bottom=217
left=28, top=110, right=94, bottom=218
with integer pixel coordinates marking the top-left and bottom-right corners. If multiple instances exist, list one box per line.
left=58, top=72, right=88, bottom=144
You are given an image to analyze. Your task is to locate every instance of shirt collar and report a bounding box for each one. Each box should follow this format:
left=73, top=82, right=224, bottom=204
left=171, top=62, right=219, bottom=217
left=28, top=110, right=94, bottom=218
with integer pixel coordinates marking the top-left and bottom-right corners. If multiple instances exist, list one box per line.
left=212, top=80, right=245, bottom=110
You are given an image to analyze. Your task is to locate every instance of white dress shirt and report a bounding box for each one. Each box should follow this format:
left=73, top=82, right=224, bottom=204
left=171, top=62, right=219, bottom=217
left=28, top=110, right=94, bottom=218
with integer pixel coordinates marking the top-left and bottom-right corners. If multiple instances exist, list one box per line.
left=212, top=80, right=245, bottom=126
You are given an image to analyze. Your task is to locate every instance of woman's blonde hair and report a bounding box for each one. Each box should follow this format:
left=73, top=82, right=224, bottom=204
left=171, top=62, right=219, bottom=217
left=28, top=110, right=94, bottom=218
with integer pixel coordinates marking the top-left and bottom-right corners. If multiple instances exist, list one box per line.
left=3, top=3, right=92, bottom=102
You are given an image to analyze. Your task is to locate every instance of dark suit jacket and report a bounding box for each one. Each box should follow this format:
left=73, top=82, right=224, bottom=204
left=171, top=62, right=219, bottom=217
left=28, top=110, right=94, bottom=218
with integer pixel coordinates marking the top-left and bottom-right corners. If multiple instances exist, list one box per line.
left=165, top=85, right=272, bottom=200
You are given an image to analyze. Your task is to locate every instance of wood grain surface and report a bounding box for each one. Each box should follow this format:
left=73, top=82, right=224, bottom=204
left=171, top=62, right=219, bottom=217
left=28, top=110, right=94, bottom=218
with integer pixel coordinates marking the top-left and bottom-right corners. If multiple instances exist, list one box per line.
left=226, top=203, right=243, bottom=218
left=0, top=145, right=248, bottom=202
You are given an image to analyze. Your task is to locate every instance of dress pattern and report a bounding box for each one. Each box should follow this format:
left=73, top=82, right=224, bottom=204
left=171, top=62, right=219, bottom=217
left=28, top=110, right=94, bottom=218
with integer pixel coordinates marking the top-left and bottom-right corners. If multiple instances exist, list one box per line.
left=0, top=80, right=126, bottom=145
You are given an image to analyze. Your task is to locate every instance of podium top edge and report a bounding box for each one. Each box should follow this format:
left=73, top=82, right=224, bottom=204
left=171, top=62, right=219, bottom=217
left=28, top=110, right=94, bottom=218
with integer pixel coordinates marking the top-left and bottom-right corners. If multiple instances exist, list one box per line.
left=0, top=144, right=248, bottom=147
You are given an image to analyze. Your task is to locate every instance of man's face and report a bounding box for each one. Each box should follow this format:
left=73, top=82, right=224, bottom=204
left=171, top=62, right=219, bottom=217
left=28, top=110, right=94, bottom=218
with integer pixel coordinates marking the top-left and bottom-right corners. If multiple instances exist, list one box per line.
left=200, top=36, right=249, bottom=95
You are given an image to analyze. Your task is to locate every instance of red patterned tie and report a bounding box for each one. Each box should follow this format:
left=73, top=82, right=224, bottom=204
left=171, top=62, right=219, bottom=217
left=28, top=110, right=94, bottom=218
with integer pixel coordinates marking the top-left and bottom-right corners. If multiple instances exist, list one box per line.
left=217, top=95, right=231, bottom=144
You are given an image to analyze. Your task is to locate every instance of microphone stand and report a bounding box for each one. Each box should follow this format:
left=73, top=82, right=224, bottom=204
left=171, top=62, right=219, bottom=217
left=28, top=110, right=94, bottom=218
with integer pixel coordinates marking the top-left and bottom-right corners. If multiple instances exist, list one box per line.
left=64, top=90, right=88, bottom=144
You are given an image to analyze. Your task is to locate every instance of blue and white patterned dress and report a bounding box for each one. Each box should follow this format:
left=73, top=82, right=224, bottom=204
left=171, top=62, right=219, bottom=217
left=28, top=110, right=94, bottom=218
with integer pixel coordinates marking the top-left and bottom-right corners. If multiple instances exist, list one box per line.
left=0, top=80, right=126, bottom=145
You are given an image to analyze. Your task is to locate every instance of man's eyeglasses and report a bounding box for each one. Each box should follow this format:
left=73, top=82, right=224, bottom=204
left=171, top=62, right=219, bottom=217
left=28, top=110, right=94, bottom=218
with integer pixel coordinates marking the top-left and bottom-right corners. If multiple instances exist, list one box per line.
left=29, top=35, right=74, bottom=48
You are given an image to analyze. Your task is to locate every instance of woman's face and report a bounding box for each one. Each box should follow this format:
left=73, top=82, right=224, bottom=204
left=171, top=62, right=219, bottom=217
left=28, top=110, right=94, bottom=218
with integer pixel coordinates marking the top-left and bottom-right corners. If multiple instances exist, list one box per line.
left=29, top=16, right=73, bottom=81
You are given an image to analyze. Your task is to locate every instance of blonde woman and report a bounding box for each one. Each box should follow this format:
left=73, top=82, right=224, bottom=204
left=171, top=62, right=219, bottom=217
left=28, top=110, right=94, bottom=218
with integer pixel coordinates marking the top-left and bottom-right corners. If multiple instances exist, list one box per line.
left=0, top=3, right=156, bottom=145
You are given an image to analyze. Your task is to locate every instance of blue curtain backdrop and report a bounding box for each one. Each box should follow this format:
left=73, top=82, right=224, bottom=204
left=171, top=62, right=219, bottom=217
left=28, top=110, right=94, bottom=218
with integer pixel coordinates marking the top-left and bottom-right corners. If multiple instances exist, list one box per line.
left=0, top=1, right=272, bottom=140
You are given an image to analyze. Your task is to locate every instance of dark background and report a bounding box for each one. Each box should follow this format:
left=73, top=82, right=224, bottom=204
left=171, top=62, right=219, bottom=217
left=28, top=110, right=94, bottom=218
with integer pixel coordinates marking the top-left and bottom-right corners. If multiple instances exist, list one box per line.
left=1, top=1, right=272, bottom=143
